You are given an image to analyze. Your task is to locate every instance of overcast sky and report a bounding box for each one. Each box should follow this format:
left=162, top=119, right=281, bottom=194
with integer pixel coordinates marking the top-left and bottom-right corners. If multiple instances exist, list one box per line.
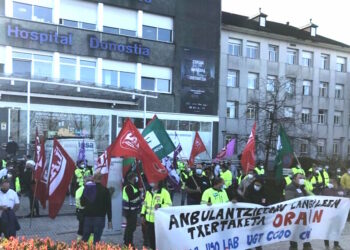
left=222, top=0, right=350, bottom=45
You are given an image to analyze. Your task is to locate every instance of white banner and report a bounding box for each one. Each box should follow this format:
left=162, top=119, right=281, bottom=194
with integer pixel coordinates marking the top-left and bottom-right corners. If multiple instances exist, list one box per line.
left=155, top=196, right=350, bottom=250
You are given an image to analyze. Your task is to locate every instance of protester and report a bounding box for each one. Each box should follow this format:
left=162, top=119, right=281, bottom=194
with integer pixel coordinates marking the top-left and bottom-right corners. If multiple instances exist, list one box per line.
left=5, top=137, right=19, bottom=157
left=201, top=177, right=229, bottom=205
left=237, top=170, right=256, bottom=200
left=179, top=162, right=191, bottom=205
left=75, top=176, right=92, bottom=241
left=291, top=164, right=305, bottom=176
left=80, top=172, right=112, bottom=244
left=321, top=179, right=345, bottom=250
left=141, top=180, right=172, bottom=250
left=122, top=172, right=141, bottom=247
left=185, top=163, right=210, bottom=205
left=340, top=168, right=350, bottom=194
left=22, top=159, right=39, bottom=217
left=285, top=173, right=313, bottom=250
left=0, top=178, right=20, bottom=238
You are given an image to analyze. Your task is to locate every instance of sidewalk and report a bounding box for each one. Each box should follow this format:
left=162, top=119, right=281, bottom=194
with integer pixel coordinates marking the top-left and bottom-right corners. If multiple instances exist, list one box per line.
left=16, top=194, right=350, bottom=249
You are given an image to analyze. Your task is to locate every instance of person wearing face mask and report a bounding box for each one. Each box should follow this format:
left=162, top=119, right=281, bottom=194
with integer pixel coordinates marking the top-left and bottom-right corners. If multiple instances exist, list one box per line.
left=340, top=168, right=350, bottom=195
left=0, top=178, right=20, bottom=238
left=285, top=174, right=312, bottom=250
left=336, top=168, right=342, bottom=185
left=201, top=177, right=229, bottom=205
left=141, top=181, right=172, bottom=250
left=237, top=170, right=256, bottom=201
left=179, top=164, right=192, bottom=205
left=308, top=165, right=323, bottom=195
left=122, top=172, right=141, bottom=247
left=185, top=164, right=210, bottom=205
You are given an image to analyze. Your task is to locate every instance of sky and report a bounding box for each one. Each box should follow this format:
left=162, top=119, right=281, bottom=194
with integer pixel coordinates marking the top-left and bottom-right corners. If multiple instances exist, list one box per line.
left=222, top=0, right=350, bottom=45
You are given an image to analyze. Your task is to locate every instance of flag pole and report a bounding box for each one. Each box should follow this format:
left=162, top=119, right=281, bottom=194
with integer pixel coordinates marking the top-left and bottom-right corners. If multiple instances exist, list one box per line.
left=29, top=178, right=38, bottom=228
left=293, top=152, right=301, bottom=166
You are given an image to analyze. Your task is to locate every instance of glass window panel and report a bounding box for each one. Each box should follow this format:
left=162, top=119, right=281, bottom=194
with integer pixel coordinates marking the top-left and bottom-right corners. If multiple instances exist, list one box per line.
left=119, top=29, right=136, bottom=37
left=141, top=77, right=155, bottom=91
left=80, top=67, right=95, bottom=83
left=80, top=60, right=96, bottom=67
left=13, top=2, right=32, bottom=20
left=0, top=0, right=4, bottom=16
left=143, top=25, right=157, bottom=40
left=81, top=22, right=96, bottom=30
left=189, top=122, right=200, bottom=131
left=200, top=122, right=211, bottom=132
left=102, top=70, right=117, bottom=86
left=179, top=121, right=189, bottom=130
left=60, top=57, right=76, bottom=64
left=13, top=59, right=31, bottom=76
left=157, top=79, right=170, bottom=92
left=33, top=5, right=52, bottom=23
left=33, top=54, right=53, bottom=61
left=34, top=61, right=52, bottom=77
left=13, top=52, right=31, bottom=59
left=120, top=72, right=135, bottom=89
left=60, top=64, right=76, bottom=81
left=103, top=26, right=119, bottom=35
left=166, top=120, right=178, bottom=130
left=62, top=19, right=78, bottom=28
left=158, top=28, right=172, bottom=42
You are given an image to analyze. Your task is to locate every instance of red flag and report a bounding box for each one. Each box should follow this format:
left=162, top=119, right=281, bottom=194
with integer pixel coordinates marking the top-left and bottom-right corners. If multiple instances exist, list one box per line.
left=188, top=132, right=207, bottom=167
left=96, top=146, right=112, bottom=187
left=241, top=122, right=256, bottom=174
left=34, top=128, right=47, bottom=208
left=109, top=118, right=167, bottom=183
left=48, top=139, right=75, bottom=219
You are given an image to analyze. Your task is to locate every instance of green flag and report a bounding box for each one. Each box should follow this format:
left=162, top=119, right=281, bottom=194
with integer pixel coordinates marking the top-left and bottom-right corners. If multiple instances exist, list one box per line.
left=275, top=126, right=294, bottom=180
left=142, top=116, right=175, bottom=159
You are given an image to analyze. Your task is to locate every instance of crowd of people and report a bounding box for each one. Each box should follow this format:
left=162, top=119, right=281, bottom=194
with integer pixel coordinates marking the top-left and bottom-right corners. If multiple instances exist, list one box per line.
left=0, top=139, right=350, bottom=250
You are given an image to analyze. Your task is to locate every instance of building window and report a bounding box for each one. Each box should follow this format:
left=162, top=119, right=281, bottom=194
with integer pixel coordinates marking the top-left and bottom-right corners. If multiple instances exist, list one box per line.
left=302, top=80, right=311, bottom=96
left=227, top=101, right=239, bottom=118
left=300, top=141, right=308, bottom=154
left=284, top=107, right=294, bottom=118
left=227, top=70, right=239, bottom=87
left=285, top=78, right=295, bottom=96
left=60, top=57, right=76, bottom=81
left=268, top=45, right=278, bottom=62
left=102, top=69, right=118, bottom=87
left=335, top=84, right=344, bottom=99
left=80, top=60, right=96, bottom=83
left=318, top=109, right=327, bottom=124
left=142, top=25, right=172, bottom=42
left=228, top=38, right=242, bottom=56
left=301, top=51, right=313, bottom=67
left=301, top=108, right=311, bottom=124
left=317, top=139, right=326, bottom=155
left=103, top=26, right=137, bottom=37
left=12, top=52, right=53, bottom=78
left=267, top=75, right=276, bottom=92
left=333, top=141, right=339, bottom=155
left=246, top=104, right=256, bottom=119
left=60, top=19, right=96, bottom=30
left=321, top=54, right=330, bottom=70
left=248, top=73, right=259, bottom=89
left=13, top=1, right=52, bottom=23
left=336, top=57, right=346, bottom=72
left=334, top=111, right=342, bottom=125
left=287, top=48, right=298, bottom=65
left=319, top=82, right=328, bottom=97
left=120, top=72, right=136, bottom=89
left=141, top=77, right=170, bottom=93
left=246, top=41, right=259, bottom=59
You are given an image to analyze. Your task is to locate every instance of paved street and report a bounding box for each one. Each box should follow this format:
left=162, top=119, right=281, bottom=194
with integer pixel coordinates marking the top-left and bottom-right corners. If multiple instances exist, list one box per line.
left=15, top=193, right=350, bottom=249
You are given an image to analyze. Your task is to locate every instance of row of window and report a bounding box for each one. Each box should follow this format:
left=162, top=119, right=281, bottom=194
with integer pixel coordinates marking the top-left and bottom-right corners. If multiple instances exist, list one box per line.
left=226, top=102, right=346, bottom=125
left=228, top=38, right=347, bottom=72
left=227, top=71, right=345, bottom=98
left=11, top=51, right=172, bottom=93
left=11, top=1, right=173, bottom=43
left=118, top=117, right=212, bottom=132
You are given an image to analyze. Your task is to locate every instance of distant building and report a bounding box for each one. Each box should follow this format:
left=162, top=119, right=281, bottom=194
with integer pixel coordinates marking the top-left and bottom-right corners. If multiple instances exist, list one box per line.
left=219, top=11, right=350, bottom=161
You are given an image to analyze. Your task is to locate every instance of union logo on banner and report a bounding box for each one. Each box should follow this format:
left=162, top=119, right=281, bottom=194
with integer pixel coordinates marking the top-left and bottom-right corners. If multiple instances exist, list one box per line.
left=49, top=147, right=67, bottom=196
left=152, top=162, right=168, bottom=174
left=120, top=131, right=140, bottom=151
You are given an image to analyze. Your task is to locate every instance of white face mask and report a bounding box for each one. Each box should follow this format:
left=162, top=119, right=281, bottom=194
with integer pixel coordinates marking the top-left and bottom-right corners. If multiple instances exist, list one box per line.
left=247, top=174, right=254, bottom=179
left=134, top=177, right=139, bottom=183
left=260, top=165, right=264, bottom=169
left=222, top=185, right=226, bottom=190
left=195, top=169, right=203, bottom=175
left=327, top=183, right=334, bottom=189
left=298, top=179, right=305, bottom=185
left=149, top=183, right=155, bottom=188
left=254, top=185, right=262, bottom=191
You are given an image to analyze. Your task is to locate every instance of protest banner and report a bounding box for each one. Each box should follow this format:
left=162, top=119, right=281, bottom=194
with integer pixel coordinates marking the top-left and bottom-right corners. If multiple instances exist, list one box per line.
left=155, top=196, right=350, bottom=250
